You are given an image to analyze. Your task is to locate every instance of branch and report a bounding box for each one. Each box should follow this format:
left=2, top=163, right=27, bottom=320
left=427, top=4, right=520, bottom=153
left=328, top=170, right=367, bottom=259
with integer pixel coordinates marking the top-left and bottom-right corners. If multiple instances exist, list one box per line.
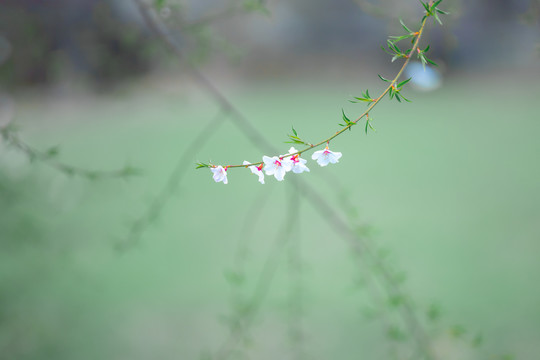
left=210, top=16, right=429, bottom=170
left=1, top=125, right=140, bottom=180
left=131, top=1, right=436, bottom=357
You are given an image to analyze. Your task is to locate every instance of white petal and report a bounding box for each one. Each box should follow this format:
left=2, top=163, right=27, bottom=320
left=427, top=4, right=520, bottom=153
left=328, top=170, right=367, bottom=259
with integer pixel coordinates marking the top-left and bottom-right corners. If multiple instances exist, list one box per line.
left=211, top=166, right=228, bottom=184
left=294, top=163, right=310, bottom=173
left=311, top=150, right=323, bottom=160
left=288, top=147, right=298, bottom=154
left=327, top=151, right=342, bottom=164
left=262, top=155, right=275, bottom=165
left=257, top=172, right=265, bottom=184
left=264, top=162, right=276, bottom=175
left=282, top=158, right=294, bottom=172
left=274, top=166, right=286, bottom=181
left=317, top=155, right=330, bottom=167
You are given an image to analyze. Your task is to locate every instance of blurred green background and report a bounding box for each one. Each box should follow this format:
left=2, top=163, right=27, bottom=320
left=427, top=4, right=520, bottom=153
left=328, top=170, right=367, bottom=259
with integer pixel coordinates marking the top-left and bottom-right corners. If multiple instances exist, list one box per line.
left=1, top=0, right=539, bottom=359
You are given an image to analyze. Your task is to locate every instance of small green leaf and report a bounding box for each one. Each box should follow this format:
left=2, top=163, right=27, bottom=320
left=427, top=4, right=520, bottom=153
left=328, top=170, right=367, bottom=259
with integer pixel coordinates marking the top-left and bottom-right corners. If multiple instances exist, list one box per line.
left=450, top=325, right=467, bottom=338
left=121, top=166, right=142, bottom=177
left=426, top=58, right=438, bottom=66
left=427, top=303, right=441, bottom=322
left=397, top=77, right=412, bottom=88
left=224, top=270, right=244, bottom=285
left=154, top=0, right=167, bottom=9
left=196, top=162, right=210, bottom=169
left=472, top=333, right=483, bottom=347
left=388, top=295, right=405, bottom=307
left=387, top=326, right=407, bottom=342
left=342, top=109, right=351, bottom=124
left=432, top=0, right=444, bottom=9
left=399, top=19, right=412, bottom=33
left=45, top=145, right=60, bottom=158
left=378, top=74, right=390, bottom=83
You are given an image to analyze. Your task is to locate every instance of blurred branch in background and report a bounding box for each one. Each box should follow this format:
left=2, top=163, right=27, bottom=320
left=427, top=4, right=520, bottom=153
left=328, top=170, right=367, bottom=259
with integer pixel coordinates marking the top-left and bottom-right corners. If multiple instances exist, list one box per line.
left=0, top=96, right=140, bottom=180
left=0, top=0, right=535, bottom=359
left=1, top=124, right=141, bottom=180
left=117, top=112, right=225, bottom=251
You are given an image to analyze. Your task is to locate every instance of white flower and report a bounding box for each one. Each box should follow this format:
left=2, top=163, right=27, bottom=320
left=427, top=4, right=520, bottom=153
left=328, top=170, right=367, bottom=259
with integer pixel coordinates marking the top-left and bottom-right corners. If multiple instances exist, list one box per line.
left=243, top=160, right=265, bottom=184
left=287, top=147, right=310, bottom=174
left=263, top=155, right=293, bottom=181
left=311, top=146, right=342, bottom=167
left=211, top=165, right=228, bottom=184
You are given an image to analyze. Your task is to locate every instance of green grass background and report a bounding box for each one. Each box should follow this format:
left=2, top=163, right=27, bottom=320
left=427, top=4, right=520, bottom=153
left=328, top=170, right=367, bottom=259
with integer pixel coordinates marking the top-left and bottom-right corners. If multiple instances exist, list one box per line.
left=1, top=68, right=539, bottom=359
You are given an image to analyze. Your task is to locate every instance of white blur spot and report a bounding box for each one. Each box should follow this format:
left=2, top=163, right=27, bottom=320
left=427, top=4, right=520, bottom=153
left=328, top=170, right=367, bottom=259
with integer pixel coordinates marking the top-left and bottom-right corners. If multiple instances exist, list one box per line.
left=405, top=61, right=443, bottom=91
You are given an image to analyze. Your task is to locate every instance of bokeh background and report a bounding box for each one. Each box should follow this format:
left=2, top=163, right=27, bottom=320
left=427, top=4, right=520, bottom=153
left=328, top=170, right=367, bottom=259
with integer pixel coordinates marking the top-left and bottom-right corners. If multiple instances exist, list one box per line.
left=1, top=0, right=539, bottom=359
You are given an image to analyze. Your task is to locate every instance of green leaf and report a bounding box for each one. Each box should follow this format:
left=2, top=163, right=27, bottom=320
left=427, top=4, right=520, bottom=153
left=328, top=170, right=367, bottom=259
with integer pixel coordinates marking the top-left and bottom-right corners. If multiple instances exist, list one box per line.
left=341, top=109, right=356, bottom=131
left=433, top=11, right=443, bottom=24
left=388, top=295, right=405, bottom=307
left=45, top=145, right=60, bottom=158
left=121, top=166, right=142, bottom=177
left=342, top=109, right=351, bottom=123
left=387, top=326, right=407, bottom=342
left=195, top=162, right=210, bottom=169
left=427, top=303, right=441, bottom=322
left=389, top=34, right=414, bottom=42
left=397, top=77, right=412, bottom=88
left=450, top=325, right=467, bottom=338
left=399, top=19, right=412, bottom=33
left=378, top=74, right=390, bottom=83
left=400, top=93, right=411, bottom=102
left=432, top=0, right=444, bottom=8
left=427, top=58, right=438, bottom=66
left=224, top=270, right=244, bottom=285
left=154, top=0, right=167, bottom=9
left=390, top=41, right=402, bottom=53
left=243, top=0, right=270, bottom=15
left=472, top=333, right=483, bottom=347
left=364, top=117, right=375, bottom=134
left=292, top=126, right=298, bottom=136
